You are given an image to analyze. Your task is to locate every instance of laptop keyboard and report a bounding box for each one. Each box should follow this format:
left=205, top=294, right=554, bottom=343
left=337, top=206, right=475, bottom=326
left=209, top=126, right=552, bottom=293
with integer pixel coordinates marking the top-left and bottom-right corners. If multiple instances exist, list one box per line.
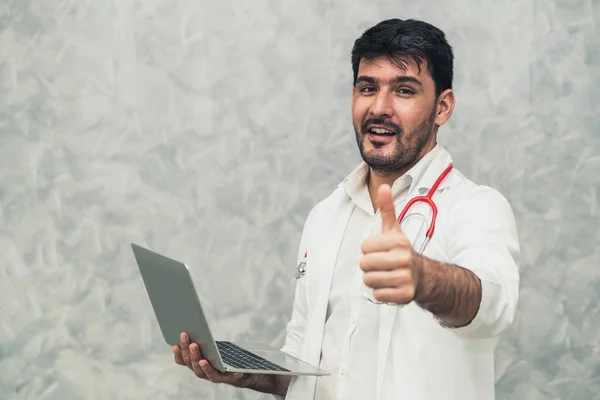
left=215, top=341, right=291, bottom=372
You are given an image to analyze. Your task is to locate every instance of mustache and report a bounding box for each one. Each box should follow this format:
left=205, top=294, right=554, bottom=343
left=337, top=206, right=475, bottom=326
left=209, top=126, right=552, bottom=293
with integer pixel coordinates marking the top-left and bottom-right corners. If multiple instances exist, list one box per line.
left=360, top=118, right=402, bottom=135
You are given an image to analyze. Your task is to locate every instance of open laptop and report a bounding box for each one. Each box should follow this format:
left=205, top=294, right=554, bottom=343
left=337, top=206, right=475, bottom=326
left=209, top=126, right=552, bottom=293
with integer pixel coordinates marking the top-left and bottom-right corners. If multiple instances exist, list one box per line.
left=130, top=243, right=329, bottom=376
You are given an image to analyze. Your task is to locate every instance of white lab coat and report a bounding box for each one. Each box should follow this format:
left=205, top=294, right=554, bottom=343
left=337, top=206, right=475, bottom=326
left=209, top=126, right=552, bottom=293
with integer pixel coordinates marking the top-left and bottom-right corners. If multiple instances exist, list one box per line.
left=278, top=146, right=520, bottom=400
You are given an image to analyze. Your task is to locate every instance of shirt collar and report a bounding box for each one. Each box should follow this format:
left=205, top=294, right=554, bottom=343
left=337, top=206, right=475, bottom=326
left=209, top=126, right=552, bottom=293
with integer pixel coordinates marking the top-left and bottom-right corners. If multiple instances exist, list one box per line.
left=403, top=144, right=441, bottom=194
left=342, top=144, right=442, bottom=211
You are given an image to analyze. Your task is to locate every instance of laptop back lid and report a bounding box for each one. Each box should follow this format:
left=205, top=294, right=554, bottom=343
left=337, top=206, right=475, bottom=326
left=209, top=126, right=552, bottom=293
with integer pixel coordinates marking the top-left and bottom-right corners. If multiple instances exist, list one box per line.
left=130, top=243, right=225, bottom=370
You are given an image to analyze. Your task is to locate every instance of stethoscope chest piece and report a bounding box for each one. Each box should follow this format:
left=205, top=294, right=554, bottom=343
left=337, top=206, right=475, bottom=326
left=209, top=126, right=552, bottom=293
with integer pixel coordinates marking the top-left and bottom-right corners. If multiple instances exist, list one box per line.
left=295, top=260, right=306, bottom=279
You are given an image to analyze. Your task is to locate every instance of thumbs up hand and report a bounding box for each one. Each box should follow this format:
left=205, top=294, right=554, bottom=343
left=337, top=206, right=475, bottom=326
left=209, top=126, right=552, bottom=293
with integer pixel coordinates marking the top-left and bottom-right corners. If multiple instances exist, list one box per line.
left=360, top=184, right=422, bottom=306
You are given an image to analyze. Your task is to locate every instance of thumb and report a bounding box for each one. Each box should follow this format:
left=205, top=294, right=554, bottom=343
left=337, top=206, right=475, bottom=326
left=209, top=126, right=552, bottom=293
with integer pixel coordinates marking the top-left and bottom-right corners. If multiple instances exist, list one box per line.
left=378, top=184, right=401, bottom=233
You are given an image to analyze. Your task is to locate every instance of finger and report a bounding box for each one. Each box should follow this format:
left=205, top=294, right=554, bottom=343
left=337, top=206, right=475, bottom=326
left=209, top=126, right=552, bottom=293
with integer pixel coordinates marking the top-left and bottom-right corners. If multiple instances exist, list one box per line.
left=189, top=344, right=207, bottom=379
left=363, top=269, right=413, bottom=289
left=200, top=360, right=227, bottom=383
left=373, top=287, right=416, bottom=305
left=180, top=332, right=192, bottom=369
left=173, top=346, right=186, bottom=366
left=192, top=340, right=204, bottom=359
left=361, top=234, right=410, bottom=254
left=360, top=250, right=411, bottom=272
left=378, top=184, right=401, bottom=234
left=200, top=360, right=246, bottom=385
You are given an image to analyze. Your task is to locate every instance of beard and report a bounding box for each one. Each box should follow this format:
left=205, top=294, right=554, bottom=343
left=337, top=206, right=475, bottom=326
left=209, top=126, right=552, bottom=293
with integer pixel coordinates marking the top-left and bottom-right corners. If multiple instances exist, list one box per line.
left=354, top=109, right=437, bottom=175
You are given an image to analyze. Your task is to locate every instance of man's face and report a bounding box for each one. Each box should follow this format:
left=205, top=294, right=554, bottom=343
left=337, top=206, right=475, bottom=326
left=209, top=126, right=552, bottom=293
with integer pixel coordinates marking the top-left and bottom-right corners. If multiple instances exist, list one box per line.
left=352, top=55, right=441, bottom=174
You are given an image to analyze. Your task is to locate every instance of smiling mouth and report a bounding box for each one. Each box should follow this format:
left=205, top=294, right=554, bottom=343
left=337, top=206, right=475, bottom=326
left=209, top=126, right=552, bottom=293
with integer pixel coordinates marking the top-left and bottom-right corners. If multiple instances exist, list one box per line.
left=366, top=126, right=396, bottom=136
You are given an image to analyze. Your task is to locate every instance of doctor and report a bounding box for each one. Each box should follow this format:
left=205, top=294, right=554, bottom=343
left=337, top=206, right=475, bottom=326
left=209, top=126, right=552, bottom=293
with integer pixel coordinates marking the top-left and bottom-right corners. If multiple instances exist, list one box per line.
left=173, top=18, right=520, bottom=400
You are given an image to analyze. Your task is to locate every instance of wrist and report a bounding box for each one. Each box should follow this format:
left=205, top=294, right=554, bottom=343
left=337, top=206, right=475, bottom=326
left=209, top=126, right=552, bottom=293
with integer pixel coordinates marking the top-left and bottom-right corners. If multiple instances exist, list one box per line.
left=238, top=373, right=256, bottom=389
left=412, top=253, right=428, bottom=303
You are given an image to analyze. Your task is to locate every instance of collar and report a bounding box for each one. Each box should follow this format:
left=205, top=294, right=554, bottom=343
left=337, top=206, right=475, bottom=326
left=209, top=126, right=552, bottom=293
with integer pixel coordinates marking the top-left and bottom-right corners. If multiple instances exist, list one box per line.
left=341, top=144, right=453, bottom=203
left=412, top=144, right=455, bottom=193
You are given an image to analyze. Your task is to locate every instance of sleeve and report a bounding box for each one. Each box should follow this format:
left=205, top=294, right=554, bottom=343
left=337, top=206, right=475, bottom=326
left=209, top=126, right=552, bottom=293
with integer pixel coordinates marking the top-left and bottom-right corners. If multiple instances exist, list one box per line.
left=271, top=204, right=321, bottom=400
left=279, top=202, right=321, bottom=358
left=443, top=186, right=521, bottom=340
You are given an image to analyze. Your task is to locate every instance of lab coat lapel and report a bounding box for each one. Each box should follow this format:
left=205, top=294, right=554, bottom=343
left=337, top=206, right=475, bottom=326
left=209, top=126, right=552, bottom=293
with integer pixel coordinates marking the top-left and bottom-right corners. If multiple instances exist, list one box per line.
left=411, top=146, right=455, bottom=194
left=296, top=189, right=354, bottom=399
left=304, top=190, right=354, bottom=365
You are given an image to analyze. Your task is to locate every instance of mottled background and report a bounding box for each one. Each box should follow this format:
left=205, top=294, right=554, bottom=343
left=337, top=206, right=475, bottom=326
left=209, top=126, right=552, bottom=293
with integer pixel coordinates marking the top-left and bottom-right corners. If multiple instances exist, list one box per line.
left=0, top=0, right=598, bottom=399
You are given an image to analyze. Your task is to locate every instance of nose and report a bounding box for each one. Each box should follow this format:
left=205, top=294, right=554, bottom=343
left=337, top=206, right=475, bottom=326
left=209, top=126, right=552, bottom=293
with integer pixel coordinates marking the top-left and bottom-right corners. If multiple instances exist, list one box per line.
left=368, top=90, right=393, bottom=119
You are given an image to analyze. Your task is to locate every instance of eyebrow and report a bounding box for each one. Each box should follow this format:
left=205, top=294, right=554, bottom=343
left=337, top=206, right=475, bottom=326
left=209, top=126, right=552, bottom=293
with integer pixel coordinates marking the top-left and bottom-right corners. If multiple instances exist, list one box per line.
left=355, top=75, right=423, bottom=87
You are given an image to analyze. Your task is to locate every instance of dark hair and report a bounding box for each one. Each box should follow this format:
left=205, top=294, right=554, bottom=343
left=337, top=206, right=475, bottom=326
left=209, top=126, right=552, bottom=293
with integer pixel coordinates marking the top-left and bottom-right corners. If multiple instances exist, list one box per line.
left=351, top=19, right=454, bottom=97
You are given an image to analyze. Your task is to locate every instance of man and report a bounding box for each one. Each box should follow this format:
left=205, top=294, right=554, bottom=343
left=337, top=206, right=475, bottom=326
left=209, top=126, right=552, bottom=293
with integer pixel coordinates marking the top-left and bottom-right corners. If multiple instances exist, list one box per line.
left=173, top=18, right=520, bottom=400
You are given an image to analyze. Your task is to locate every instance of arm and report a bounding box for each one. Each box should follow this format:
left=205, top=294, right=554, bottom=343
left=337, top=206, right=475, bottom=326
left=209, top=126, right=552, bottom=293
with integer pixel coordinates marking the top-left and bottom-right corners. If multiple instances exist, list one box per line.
left=237, top=374, right=291, bottom=396
left=362, top=184, right=520, bottom=339
left=280, top=202, right=322, bottom=357
left=424, top=186, right=521, bottom=338
left=414, top=255, right=482, bottom=328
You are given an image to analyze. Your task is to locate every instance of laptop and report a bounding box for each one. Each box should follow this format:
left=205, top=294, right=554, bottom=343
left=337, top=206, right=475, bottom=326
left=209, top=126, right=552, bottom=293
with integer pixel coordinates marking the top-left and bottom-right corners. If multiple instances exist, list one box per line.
left=130, top=243, right=329, bottom=376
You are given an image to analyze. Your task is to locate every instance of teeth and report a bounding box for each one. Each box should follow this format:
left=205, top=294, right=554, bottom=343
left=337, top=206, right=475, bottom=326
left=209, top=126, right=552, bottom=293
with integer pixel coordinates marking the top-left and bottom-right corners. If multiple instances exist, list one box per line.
left=370, top=127, right=393, bottom=134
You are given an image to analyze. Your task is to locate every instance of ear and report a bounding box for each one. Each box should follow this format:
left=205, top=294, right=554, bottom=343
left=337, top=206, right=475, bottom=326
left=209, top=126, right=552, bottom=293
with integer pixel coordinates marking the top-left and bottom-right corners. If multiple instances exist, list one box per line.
left=434, top=89, right=455, bottom=127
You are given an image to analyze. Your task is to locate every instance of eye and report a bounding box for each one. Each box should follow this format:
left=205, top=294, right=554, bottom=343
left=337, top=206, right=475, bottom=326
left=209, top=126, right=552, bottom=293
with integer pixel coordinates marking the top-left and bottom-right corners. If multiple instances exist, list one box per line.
left=359, top=86, right=376, bottom=94
left=396, top=88, right=414, bottom=95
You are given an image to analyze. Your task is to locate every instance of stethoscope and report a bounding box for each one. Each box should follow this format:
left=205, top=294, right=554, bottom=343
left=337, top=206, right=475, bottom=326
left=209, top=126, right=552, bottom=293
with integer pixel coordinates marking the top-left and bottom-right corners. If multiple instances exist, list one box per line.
left=362, top=163, right=454, bottom=305
left=295, top=251, right=307, bottom=279
left=295, top=163, right=454, bottom=306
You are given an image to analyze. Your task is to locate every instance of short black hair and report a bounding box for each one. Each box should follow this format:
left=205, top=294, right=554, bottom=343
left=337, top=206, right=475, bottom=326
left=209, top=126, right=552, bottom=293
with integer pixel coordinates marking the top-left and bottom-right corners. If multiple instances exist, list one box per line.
left=351, top=19, right=454, bottom=97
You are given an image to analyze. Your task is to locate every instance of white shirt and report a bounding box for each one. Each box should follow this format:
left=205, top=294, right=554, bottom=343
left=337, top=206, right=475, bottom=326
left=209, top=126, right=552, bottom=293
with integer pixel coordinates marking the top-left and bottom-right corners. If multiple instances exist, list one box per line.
left=280, top=144, right=520, bottom=400
left=314, top=146, right=441, bottom=400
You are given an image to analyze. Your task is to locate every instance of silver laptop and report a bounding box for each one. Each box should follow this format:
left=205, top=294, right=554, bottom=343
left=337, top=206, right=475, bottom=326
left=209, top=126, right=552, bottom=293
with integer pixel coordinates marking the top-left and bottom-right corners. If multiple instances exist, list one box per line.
left=131, top=243, right=329, bottom=376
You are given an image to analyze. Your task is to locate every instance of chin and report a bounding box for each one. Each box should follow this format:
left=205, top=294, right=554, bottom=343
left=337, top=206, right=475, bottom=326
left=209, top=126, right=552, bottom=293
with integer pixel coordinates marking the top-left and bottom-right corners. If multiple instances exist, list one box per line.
left=363, top=142, right=395, bottom=155
left=362, top=149, right=394, bottom=165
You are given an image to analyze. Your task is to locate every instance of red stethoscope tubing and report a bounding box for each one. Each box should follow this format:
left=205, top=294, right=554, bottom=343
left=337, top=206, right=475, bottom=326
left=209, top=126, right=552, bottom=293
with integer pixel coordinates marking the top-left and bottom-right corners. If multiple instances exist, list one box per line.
left=302, top=163, right=453, bottom=260
left=397, top=163, right=453, bottom=239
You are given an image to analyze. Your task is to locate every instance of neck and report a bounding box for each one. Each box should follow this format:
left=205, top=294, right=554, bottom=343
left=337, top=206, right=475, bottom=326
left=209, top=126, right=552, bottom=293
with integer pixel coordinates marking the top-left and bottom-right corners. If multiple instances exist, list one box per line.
left=367, top=142, right=437, bottom=211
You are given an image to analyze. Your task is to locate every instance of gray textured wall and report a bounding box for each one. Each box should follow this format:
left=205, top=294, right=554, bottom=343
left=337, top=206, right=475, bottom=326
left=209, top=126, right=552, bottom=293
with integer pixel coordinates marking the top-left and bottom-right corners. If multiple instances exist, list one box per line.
left=1, top=0, right=599, bottom=399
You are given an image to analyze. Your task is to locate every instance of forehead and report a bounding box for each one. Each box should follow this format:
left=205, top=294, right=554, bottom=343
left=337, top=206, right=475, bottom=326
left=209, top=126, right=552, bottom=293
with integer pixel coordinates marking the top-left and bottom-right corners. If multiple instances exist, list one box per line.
left=357, top=55, right=432, bottom=83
